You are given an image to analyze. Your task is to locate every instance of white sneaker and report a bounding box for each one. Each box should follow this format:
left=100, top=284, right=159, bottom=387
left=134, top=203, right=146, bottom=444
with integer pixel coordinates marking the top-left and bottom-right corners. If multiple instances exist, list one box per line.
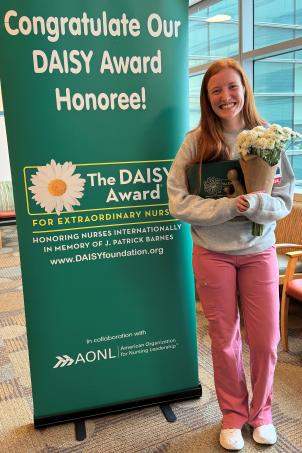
left=219, top=429, right=244, bottom=450
left=253, top=424, right=277, bottom=445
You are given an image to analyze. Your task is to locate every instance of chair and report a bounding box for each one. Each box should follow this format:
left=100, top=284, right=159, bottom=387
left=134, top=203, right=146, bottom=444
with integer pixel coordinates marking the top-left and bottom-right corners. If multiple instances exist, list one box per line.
left=280, top=250, right=302, bottom=351
left=0, top=180, right=16, bottom=239
left=275, top=203, right=302, bottom=285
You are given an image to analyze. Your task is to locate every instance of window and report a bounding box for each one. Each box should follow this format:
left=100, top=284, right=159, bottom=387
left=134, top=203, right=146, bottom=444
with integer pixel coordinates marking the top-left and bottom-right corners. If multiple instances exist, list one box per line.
left=189, top=0, right=239, bottom=128
left=189, top=74, right=202, bottom=129
left=189, top=0, right=302, bottom=192
left=254, top=0, right=302, bottom=49
left=254, top=51, right=302, bottom=186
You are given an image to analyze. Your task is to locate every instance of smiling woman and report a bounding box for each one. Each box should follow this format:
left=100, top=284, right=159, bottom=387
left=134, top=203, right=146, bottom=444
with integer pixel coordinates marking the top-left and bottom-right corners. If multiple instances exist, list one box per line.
left=207, top=68, right=245, bottom=132
left=168, top=57, right=295, bottom=451
left=197, top=59, right=264, bottom=162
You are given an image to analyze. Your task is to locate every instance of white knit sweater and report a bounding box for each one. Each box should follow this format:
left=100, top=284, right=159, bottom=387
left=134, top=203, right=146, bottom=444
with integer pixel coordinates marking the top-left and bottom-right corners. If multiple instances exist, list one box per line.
left=167, top=129, right=295, bottom=255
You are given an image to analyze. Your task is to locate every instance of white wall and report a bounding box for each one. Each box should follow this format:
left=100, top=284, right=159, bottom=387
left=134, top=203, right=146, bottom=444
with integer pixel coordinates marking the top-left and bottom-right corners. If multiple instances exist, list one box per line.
left=0, top=84, right=12, bottom=182
left=0, top=117, right=11, bottom=182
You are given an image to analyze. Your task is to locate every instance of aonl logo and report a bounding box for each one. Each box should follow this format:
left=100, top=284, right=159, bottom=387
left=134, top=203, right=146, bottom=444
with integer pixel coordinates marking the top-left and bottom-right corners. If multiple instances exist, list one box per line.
left=53, top=348, right=117, bottom=368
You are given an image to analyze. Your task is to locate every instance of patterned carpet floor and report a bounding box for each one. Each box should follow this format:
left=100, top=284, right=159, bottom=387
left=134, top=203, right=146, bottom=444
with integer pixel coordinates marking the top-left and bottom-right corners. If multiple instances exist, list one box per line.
left=0, top=225, right=301, bottom=452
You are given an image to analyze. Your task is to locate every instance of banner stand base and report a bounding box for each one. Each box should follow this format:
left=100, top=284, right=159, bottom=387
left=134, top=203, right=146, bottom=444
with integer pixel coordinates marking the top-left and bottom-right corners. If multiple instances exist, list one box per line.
left=160, top=404, right=177, bottom=423
left=35, top=385, right=202, bottom=430
left=74, top=420, right=87, bottom=441
left=73, top=402, right=178, bottom=442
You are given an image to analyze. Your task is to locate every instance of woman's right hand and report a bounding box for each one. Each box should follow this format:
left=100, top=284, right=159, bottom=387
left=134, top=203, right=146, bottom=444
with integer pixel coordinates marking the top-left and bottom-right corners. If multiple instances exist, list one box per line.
left=236, top=195, right=250, bottom=212
left=236, top=191, right=265, bottom=212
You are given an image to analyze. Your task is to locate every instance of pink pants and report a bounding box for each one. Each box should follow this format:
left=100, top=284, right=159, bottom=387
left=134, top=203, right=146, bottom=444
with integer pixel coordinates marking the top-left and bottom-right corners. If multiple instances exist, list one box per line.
left=193, top=245, right=280, bottom=429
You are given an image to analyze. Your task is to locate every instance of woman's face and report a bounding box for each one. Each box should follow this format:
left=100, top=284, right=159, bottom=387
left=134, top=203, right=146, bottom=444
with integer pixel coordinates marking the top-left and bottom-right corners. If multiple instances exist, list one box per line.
left=207, top=68, right=245, bottom=129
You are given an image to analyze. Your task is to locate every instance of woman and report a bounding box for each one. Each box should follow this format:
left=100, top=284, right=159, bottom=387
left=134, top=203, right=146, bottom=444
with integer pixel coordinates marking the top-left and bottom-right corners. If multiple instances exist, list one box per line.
left=167, top=59, right=294, bottom=450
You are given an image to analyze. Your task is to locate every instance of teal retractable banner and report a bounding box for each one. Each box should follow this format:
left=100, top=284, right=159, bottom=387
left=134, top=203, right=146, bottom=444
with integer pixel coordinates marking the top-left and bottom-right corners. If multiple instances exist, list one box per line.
left=0, top=1, right=201, bottom=426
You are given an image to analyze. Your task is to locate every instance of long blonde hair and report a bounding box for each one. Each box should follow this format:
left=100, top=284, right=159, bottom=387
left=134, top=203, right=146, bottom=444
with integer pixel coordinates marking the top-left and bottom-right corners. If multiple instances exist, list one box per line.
left=196, top=58, right=265, bottom=162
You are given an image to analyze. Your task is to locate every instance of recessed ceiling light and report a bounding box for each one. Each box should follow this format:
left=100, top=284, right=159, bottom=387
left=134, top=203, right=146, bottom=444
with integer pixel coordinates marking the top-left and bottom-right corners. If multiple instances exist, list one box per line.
left=206, top=14, right=231, bottom=23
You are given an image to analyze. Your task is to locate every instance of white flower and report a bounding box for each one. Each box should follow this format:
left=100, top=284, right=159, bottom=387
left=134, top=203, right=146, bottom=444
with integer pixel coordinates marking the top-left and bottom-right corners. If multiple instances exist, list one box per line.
left=253, top=126, right=266, bottom=133
left=282, top=127, right=292, bottom=135
left=235, top=123, right=301, bottom=165
left=265, top=138, right=276, bottom=149
left=281, top=127, right=302, bottom=141
left=29, top=159, right=85, bottom=215
left=270, top=124, right=284, bottom=134
left=255, top=138, right=269, bottom=149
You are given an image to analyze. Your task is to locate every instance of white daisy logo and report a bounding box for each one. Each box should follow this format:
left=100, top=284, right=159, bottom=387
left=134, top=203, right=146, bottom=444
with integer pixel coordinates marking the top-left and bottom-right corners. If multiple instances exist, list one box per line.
left=29, top=160, right=85, bottom=215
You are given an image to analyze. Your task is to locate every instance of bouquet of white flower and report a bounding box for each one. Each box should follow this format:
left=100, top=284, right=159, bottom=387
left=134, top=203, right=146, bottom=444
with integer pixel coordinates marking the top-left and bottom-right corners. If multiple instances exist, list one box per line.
left=236, top=124, right=301, bottom=236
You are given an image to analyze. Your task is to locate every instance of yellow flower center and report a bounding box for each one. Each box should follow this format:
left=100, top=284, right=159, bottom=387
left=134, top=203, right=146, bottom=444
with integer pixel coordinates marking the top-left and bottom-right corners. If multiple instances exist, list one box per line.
left=48, top=179, right=67, bottom=196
